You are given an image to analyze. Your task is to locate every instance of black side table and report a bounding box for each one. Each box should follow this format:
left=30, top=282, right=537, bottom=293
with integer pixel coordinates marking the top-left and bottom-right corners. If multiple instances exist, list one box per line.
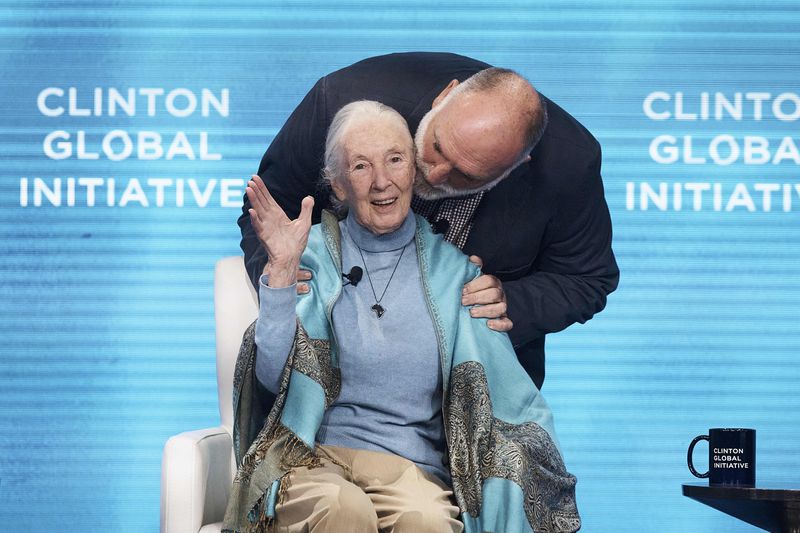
left=683, top=483, right=800, bottom=532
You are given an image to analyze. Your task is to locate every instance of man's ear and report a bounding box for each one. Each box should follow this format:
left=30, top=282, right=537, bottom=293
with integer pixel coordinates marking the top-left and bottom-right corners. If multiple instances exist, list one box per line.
left=432, top=79, right=459, bottom=108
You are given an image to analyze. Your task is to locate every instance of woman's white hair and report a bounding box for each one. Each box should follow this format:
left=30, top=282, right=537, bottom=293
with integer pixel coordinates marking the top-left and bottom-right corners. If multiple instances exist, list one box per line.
left=321, top=100, right=413, bottom=214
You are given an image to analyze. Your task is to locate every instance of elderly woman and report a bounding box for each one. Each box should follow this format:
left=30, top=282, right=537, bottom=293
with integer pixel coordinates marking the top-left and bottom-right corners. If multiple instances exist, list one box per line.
left=223, top=101, right=579, bottom=533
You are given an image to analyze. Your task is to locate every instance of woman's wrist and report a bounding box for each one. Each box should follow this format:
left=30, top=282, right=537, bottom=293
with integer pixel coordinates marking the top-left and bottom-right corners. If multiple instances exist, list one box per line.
left=263, top=259, right=299, bottom=288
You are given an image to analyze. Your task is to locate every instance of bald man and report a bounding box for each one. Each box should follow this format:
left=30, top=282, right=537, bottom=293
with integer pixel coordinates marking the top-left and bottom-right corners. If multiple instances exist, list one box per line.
left=239, top=52, right=619, bottom=389
left=413, top=67, right=543, bottom=199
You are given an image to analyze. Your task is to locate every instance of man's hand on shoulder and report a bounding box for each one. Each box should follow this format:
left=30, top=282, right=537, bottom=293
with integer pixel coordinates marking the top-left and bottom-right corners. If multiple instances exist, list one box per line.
left=297, top=269, right=312, bottom=294
left=462, top=255, right=513, bottom=332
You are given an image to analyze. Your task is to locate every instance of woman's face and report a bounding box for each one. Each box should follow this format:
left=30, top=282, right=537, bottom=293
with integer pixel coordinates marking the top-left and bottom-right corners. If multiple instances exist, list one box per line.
left=332, top=115, right=415, bottom=235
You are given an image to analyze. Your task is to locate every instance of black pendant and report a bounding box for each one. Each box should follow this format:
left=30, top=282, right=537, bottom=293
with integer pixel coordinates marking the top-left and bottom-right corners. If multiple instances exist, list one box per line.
left=371, top=304, right=385, bottom=318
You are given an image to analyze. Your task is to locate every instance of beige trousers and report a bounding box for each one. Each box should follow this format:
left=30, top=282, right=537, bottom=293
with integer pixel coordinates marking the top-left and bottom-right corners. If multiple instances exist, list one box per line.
left=273, top=444, right=463, bottom=533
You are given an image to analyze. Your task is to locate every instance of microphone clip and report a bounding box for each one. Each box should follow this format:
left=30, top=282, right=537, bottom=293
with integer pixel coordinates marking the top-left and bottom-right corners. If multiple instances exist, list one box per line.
left=342, top=266, right=363, bottom=287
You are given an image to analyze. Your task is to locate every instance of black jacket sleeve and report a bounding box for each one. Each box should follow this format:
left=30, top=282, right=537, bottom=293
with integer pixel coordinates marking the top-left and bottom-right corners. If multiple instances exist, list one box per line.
left=238, top=78, right=330, bottom=289
left=503, top=146, right=619, bottom=348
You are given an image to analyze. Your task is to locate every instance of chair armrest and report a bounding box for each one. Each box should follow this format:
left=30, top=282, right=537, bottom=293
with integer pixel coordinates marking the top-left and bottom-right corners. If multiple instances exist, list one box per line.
left=161, top=427, right=234, bottom=533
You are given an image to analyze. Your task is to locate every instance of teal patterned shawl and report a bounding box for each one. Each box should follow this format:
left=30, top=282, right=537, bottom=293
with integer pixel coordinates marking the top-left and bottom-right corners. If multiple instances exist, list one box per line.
left=222, top=211, right=580, bottom=533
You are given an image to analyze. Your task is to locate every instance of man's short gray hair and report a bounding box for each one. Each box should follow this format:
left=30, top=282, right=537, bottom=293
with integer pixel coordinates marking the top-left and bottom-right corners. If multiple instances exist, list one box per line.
left=458, top=67, right=549, bottom=157
left=321, top=100, right=412, bottom=214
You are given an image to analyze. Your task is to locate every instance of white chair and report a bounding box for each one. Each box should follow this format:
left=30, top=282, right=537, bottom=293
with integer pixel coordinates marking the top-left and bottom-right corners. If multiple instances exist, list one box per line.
left=161, top=256, right=258, bottom=533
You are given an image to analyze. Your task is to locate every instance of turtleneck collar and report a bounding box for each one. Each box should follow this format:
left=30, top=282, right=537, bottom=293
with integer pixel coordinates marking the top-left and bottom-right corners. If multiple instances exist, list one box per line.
left=345, top=210, right=416, bottom=252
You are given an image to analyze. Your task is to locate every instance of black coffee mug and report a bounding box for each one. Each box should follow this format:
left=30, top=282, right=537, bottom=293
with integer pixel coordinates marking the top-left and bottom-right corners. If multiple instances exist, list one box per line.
left=687, top=428, right=756, bottom=486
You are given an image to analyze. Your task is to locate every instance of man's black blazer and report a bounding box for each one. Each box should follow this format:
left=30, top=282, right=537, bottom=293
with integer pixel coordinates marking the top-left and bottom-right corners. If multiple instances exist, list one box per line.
left=239, top=52, right=619, bottom=389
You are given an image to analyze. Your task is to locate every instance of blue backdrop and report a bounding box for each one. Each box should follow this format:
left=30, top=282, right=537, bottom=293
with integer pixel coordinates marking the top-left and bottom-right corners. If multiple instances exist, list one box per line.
left=1, top=1, right=799, bottom=531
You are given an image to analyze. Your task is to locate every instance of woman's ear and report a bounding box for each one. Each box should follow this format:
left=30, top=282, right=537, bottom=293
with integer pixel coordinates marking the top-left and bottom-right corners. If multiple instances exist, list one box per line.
left=330, top=178, right=347, bottom=203
left=432, top=79, right=459, bottom=108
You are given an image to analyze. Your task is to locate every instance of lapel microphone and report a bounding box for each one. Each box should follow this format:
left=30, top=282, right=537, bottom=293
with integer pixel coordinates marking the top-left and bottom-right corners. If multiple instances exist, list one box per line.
left=342, top=266, right=363, bottom=287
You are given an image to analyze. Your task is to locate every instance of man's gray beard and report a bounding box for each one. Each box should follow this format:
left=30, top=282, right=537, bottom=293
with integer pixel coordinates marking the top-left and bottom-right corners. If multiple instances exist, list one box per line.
left=414, top=168, right=457, bottom=200
left=414, top=159, right=506, bottom=201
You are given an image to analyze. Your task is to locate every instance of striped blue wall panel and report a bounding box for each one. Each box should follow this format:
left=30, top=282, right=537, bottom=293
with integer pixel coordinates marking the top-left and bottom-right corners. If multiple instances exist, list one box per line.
left=1, top=2, right=799, bottom=531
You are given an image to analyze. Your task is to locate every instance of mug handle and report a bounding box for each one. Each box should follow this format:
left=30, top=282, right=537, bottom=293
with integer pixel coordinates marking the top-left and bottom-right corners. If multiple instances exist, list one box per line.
left=687, top=435, right=710, bottom=478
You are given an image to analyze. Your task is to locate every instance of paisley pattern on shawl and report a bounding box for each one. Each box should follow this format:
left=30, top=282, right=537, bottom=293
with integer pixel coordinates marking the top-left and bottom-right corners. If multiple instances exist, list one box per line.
left=447, top=361, right=580, bottom=533
left=223, top=321, right=339, bottom=532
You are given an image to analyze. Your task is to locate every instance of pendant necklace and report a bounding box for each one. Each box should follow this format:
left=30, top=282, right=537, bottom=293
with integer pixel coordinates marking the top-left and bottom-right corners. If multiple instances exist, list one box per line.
left=356, top=243, right=408, bottom=319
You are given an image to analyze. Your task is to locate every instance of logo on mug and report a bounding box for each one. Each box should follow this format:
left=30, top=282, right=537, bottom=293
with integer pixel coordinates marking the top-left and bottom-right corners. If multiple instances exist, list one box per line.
left=687, top=428, right=756, bottom=486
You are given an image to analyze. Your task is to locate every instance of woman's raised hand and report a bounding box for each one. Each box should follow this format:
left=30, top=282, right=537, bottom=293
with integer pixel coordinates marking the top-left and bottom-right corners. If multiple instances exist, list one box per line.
left=247, top=174, right=314, bottom=288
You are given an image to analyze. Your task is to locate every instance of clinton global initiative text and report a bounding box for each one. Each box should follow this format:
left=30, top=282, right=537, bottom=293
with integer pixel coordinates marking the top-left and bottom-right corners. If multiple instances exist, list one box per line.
left=19, top=177, right=245, bottom=208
